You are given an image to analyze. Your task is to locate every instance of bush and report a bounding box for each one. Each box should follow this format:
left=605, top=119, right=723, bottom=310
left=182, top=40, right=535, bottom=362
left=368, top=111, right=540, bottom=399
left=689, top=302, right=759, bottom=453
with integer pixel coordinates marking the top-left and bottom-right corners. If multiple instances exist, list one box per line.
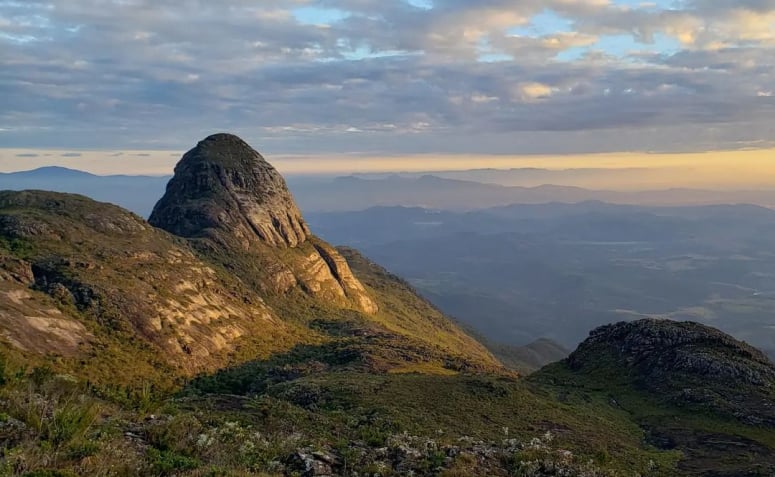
left=48, top=400, right=98, bottom=446
left=148, top=448, right=200, bottom=476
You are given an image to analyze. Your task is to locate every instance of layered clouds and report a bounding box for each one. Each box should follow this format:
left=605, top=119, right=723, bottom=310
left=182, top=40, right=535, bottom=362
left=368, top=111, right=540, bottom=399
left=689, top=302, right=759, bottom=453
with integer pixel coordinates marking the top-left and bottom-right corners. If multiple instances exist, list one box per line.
left=1, top=0, right=774, bottom=154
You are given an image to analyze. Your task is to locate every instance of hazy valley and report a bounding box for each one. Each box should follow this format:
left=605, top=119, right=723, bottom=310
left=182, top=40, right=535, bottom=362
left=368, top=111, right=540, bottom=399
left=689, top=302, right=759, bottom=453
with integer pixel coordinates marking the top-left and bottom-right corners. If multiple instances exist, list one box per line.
left=307, top=203, right=775, bottom=361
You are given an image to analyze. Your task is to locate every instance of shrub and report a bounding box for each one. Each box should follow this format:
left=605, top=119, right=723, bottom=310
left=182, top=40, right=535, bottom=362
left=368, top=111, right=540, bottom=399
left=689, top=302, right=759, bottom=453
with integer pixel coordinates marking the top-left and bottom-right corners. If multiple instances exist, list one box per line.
left=48, top=400, right=98, bottom=446
left=147, top=448, right=200, bottom=476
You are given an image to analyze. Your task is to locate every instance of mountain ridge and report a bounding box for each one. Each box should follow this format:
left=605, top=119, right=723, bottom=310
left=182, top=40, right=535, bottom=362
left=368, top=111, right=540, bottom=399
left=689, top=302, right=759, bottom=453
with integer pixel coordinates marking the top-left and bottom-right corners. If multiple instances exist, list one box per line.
left=5, top=166, right=775, bottom=217
left=566, top=318, right=775, bottom=425
left=0, top=135, right=500, bottom=387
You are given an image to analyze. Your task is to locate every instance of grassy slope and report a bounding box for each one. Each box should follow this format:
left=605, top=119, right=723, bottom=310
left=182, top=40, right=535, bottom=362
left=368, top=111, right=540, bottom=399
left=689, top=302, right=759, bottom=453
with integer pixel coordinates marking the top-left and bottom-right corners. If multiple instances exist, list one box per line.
left=0, top=192, right=315, bottom=391
left=0, top=191, right=499, bottom=392
left=0, top=356, right=684, bottom=476
left=337, top=246, right=500, bottom=372
left=533, top=358, right=775, bottom=476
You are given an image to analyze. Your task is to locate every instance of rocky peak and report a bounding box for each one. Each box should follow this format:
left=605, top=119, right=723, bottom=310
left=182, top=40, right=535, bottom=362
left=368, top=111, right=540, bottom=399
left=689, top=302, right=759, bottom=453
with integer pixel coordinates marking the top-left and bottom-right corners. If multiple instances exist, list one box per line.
left=567, top=318, right=775, bottom=425
left=149, top=134, right=378, bottom=314
left=149, top=133, right=310, bottom=248
left=568, top=319, right=774, bottom=382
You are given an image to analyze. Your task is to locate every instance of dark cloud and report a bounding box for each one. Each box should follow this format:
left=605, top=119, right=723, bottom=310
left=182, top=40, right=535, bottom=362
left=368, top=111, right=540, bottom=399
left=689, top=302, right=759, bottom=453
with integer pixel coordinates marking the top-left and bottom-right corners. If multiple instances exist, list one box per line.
left=0, top=0, right=773, bottom=154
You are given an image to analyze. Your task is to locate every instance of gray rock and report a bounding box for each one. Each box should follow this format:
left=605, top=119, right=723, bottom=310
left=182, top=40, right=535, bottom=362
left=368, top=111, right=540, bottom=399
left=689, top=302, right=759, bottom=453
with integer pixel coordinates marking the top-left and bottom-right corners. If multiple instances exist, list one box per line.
left=149, top=133, right=310, bottom=249
left=285, top=449, right=334, bottom=476
left=567, top=318, right=775, bottom=425
left=148, top=133, right=378, bottom=314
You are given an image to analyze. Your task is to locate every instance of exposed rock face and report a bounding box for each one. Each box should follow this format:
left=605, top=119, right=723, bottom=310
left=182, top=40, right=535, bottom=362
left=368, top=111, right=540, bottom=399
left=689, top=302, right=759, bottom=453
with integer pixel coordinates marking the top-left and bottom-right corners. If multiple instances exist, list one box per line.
left=569, top=319, right=774, bottom=384
left=568, top=318, right=775, bottom=425
left=150, top=133, right=377, bottom=314
left=0, top=191, right=293, bottom=377
left=150, top=133, right=310, bottom=248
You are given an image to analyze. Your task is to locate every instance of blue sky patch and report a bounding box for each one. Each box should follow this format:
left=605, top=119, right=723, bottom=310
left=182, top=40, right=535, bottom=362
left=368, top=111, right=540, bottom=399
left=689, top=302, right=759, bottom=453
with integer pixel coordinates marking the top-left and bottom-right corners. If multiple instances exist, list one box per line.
left=292, top=6, right=350, bottom=26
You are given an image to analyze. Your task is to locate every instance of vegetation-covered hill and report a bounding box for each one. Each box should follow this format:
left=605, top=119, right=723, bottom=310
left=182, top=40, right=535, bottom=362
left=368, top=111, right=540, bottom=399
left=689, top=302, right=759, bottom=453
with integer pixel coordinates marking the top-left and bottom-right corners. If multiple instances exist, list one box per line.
left=0, top=134, right=499, bottom=389
left=535, top=319, right=775, bottom=476
left=0, top=135, right=773, bottom=476
left=0, top=189, right=302, bottom=385
left=3, top=317, right=772, bottom=476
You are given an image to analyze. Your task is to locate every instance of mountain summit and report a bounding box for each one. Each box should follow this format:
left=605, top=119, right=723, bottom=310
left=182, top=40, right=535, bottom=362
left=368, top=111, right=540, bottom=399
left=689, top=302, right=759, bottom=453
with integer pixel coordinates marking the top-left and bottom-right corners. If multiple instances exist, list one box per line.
left=150, top=133, right=378, bottom=313
left=150, top=133, right=309, bottom=248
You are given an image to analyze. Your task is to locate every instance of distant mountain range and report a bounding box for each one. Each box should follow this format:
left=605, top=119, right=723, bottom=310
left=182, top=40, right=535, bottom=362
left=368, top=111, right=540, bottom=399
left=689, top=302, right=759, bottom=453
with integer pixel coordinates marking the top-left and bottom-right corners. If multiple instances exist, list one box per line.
left=2, top=167, right=775, bottom=216
left=291, top=175, right=775, bottom=211
left=353, top=166, right=661, bottom=189
left=0, top=166, right=170, bottom=217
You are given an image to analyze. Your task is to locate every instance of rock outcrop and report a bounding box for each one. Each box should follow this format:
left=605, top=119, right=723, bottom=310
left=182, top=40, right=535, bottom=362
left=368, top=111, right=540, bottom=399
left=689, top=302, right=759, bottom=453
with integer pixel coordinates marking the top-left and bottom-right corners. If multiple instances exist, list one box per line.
left=149, top=133, right=377, bottom=314
left=0, top=191, right=295, bottom=379
left=149, top=133, right=310, bottom=248
left=567, top=318, right=775, bottom=425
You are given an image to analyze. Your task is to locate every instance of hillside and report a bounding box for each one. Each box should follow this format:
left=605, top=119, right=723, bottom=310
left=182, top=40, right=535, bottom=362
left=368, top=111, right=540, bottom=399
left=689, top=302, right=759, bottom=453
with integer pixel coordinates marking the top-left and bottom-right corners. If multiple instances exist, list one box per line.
left=0, top=134, right=498, bottom=389
left=0, top=190, right=299, bottom=384
left=489, top=338, right=570, bottom=374
left=536, top=319, right=775, bottom=476
left=0, top=135, right=773, bottom=476
left=4, top=315, right=773, bottom=475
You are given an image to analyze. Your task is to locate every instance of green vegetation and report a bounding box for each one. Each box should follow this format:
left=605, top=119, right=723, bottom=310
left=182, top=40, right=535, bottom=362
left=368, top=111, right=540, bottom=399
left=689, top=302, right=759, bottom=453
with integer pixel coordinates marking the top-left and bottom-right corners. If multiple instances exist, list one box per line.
left=2, top=183, right=774, bottom=476
left=534, top=362, right=775, bottom=476
left=531, top=319, right=775, bottom=476
left=0, top=356, right=685, bottom=476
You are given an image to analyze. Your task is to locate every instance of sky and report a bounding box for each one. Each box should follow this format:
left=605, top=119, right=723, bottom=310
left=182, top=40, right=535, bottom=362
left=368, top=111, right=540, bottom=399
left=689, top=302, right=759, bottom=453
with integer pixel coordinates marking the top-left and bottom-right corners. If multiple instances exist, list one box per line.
left=1, top=0, right=774, bottom=175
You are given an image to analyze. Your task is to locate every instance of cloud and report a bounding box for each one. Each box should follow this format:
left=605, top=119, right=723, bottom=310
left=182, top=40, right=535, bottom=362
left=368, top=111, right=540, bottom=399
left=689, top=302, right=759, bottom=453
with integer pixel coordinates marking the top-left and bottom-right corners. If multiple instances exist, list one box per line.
left=514, top=82, right=554, bottom=101
left=0, top=0, right=773, bottom=155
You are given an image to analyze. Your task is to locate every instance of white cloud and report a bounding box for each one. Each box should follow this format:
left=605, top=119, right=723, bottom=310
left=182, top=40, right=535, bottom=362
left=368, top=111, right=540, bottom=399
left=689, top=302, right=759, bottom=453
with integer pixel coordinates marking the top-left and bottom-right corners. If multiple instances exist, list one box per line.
left=514, top=82, right=554, bottom=101
left=0, top=0, right=773, bottom=153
